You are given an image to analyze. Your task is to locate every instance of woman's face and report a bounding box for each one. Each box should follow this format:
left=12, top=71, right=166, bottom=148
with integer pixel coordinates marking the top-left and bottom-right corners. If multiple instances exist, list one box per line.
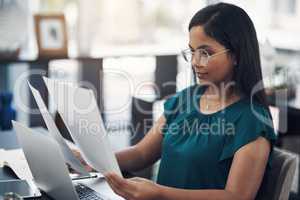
left=189, top=25, right=235, bottom=87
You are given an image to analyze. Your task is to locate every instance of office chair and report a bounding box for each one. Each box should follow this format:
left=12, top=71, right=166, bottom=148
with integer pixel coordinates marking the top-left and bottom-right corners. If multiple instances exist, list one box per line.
left=257, top=148, right=297, bottom=200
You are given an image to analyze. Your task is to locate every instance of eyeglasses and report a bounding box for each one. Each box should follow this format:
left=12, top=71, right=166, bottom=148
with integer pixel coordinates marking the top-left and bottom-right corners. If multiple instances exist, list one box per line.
left=181, top=48, right=229, bottom=66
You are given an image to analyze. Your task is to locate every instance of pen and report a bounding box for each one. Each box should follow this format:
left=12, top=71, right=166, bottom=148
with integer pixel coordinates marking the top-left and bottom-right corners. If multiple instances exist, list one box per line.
left=71, top=174, right=98, bottom=181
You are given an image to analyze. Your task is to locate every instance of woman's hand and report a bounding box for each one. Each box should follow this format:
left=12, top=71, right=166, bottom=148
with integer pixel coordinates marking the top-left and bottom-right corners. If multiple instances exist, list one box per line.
left=104, top=172, right=162, bottom=200
left=71, top=149, right=95, bottom=172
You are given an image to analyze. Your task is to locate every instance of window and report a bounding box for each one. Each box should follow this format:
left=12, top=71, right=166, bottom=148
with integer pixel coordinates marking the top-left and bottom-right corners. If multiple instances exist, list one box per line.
left=273, top=0, right=297, bottom=15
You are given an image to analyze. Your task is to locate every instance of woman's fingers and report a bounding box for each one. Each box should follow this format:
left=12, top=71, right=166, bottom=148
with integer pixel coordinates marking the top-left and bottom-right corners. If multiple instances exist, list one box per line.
left=105, top=174, right=134, bottom=199
left=84, top=164, right=94, bottom=172
left=106, top=178, right=130, bottom=199
left=111, top=173, right=137, bottom=191
left=72, top=149, right=95, bottom=172
left=105, top=173, right=137, bottom=199
left=73, top=150, right=86, bottom=164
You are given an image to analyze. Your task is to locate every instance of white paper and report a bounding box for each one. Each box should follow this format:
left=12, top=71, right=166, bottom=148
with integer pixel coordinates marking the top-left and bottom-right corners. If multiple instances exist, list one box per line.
left=43, top=77, right=122, bottom=177
left=0, top=149, right=5, bottom=167
left=28, top=82, right=89, bottom=176
left=0, top=148, right=33, bottom=180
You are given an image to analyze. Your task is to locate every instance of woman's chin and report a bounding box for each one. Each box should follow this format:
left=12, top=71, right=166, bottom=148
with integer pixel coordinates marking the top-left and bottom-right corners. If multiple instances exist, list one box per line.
left=196, top=77, right=211, bottom=85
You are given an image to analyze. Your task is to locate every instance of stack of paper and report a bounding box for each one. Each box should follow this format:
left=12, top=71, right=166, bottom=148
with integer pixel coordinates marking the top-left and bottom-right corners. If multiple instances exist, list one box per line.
left=43, top=77, right=122, bottom=177
left=28, top=83, right=89, bottom=176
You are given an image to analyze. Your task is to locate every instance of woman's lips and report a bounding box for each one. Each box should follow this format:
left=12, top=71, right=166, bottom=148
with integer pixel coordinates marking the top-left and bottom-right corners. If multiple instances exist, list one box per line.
left=196, top=72, right=208, bottom=78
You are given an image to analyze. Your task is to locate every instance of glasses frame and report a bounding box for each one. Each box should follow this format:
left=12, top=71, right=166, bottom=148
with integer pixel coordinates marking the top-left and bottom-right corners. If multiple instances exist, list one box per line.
left=181, top=48, right=229, bottom=66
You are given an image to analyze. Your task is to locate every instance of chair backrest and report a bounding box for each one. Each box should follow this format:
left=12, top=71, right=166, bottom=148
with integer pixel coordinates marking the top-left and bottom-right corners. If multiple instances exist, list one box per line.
left=257, top=148, right=297, bottom=200
left=130, top=97, right=154, bottom=179
left=131, top=97, right=154, bottom=145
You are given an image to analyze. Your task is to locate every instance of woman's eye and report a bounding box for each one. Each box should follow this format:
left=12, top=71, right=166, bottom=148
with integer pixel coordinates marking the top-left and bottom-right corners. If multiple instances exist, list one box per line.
left=205, top=50, right=214, bottom=55
left=198, top=50, right=209, bottom=56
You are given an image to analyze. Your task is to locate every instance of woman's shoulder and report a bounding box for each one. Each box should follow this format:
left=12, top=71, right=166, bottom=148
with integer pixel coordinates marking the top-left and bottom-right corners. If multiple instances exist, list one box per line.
left=223, top=98, right=275, bottom=134
left=228, top=98, right=277, bottom=140
left=219, top=99, right=277, bottom=162
left=237, top=99, right=272, bottom=122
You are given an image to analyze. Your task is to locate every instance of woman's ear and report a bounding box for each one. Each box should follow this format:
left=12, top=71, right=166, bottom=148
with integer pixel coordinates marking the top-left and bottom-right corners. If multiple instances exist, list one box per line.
left=233, top=60, right=237, bottom=66
left=230, top=53, right=237, bottom=66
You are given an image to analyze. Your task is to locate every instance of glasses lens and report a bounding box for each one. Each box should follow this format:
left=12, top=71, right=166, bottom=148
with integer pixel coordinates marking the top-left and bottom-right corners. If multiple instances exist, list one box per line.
left=194, top=49, right=208, bottom=65
left=182, top=49, right=211, bottom=65
left=182, top=50, right=192, bottom=62
left=196, top=49, right=209, bottom=58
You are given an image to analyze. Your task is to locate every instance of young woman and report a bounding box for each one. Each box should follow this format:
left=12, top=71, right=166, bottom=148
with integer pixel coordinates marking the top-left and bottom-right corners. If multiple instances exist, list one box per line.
left=89, top=3, right=277, bottom=200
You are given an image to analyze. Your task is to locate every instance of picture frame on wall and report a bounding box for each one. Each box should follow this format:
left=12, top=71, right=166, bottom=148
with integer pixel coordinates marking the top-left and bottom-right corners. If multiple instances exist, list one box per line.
left=34, top=14, right=68, bottom=58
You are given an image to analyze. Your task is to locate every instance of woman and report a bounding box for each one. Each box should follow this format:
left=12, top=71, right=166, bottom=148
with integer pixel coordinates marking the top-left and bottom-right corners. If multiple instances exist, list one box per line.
left=82, top=3, right=277, bottom=200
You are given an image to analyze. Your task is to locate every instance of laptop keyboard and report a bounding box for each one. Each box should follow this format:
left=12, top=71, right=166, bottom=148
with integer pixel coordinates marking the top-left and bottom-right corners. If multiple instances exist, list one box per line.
left=75, top=183, right=105, bottom=200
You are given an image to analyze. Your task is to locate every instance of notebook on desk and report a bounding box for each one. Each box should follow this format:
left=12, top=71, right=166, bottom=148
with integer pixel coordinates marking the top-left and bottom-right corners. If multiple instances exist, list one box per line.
left=0, top=148, right=33, bottom=181
left=0, top=149, right=41, bottom=198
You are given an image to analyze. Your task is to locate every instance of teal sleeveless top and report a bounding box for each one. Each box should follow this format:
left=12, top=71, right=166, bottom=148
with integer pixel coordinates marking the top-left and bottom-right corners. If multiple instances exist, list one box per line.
left=157, top=84, right=277, bottom=190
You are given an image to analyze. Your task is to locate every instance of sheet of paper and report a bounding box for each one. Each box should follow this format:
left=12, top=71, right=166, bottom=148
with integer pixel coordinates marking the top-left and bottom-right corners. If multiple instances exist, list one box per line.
left=0, top=149, right=5, bottom=167
left=28, top=82, right=89, bottom=176
left=0, top=148, right=33, bottom=180
left=43, top=77, right=122, bottom=177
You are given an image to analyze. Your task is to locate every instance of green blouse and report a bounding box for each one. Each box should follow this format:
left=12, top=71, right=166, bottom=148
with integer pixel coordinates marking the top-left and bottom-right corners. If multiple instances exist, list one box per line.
left=157, top=84, right=277, bottom=190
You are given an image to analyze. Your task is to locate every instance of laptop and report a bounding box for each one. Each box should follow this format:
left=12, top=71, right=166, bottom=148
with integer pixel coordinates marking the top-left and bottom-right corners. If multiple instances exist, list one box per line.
left=12, top=121, right=112, bottom=200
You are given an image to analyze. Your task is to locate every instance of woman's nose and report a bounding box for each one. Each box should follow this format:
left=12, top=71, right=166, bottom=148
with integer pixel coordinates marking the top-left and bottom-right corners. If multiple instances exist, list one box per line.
left=191, top=57, right=200, bottom=70
left=192, top=57, right=204, bottom=70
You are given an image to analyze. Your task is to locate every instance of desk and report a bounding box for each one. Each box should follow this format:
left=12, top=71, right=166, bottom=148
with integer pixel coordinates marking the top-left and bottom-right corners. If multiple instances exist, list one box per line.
left=0, top=128, right=123, bottom=200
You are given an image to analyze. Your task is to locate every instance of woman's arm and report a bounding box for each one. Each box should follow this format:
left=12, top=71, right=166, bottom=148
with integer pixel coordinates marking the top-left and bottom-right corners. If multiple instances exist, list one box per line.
left=115, top=116, right=165, bottom=172
left=72, top=116, right=165, bottom=173
left=105, top=136, right=271, bottom=200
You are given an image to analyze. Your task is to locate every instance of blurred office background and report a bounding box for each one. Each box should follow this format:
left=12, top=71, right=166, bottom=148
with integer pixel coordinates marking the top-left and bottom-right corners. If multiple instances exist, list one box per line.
left=0, top=0, right=300, bottom=199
